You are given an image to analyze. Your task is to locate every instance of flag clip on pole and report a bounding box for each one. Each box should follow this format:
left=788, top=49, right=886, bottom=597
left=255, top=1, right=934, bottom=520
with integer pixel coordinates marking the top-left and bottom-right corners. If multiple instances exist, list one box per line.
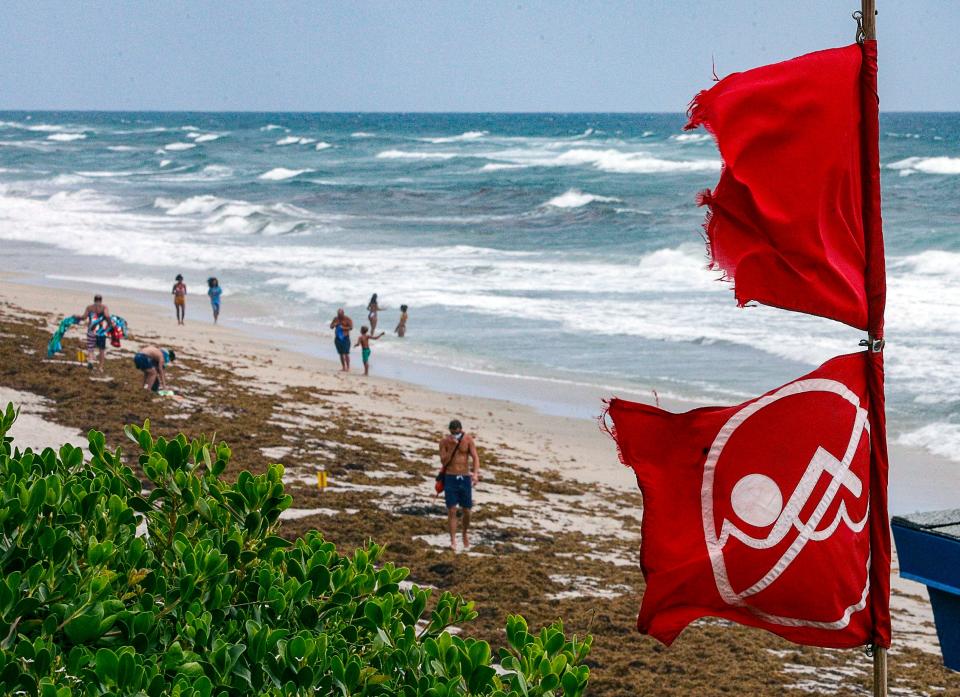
left=858, top=337, right=885, bottom=353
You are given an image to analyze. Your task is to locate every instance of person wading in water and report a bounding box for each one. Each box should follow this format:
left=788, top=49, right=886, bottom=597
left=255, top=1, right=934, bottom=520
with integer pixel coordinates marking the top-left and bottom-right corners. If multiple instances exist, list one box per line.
left=438, top=419, right=480, bottom=551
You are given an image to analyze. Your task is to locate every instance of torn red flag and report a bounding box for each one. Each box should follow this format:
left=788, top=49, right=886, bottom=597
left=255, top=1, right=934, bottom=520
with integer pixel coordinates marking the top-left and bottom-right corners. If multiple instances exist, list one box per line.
left=607, top=352, right=890, bottom=648
left=687, top=44, right=869, bottom=330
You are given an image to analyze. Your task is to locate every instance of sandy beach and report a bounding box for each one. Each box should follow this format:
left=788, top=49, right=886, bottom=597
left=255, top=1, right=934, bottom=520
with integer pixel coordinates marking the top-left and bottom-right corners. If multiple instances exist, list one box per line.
left=1, top=274, right=958, bottom=696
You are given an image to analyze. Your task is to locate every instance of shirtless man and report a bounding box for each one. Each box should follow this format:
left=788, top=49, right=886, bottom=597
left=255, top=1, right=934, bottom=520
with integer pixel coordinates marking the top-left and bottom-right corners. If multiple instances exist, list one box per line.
left=73, top=294, right=111, bottom=373
left=330, top=308, right=354, bottom=372
left=438, top=419, right=480, bottom=551
left=132, top=345, right=176, bottom=392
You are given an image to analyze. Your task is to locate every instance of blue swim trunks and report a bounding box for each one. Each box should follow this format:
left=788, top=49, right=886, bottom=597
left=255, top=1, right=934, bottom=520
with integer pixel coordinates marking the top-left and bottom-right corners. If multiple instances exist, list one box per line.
left=335, top=336, right=351, bottom=355
left=444, top=474, right=473, bottom=509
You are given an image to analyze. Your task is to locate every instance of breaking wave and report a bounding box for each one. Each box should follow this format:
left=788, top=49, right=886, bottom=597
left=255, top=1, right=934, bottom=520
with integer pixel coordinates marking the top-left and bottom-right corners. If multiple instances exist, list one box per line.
left=259, top=167, right=313, bottom=181
left=47, top=133, right=86, bottom=142
left=543, top=189, right=621, bottom=208
left=376, top=150, right=458, bottom=160
left=887, top=156, right=960, bottom=175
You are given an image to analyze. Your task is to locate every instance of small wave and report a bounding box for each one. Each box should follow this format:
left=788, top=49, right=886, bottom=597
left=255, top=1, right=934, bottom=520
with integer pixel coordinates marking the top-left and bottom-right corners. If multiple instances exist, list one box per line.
left=192, top=133, right=220, bottom=143
left=886, top=132, right=922, bottom=139
left=641, top=130, right=654, bottom=137
left=107, top=145, right=137, bottom=152
left=315, top=141, right=332, bottom=150
left=480, top=163, right=528, bottom=172
left=47, top=133, right=86, bottom=142
left=157, top=194, right=225, bottom=216
left=260, top=124, right=287, bottom=131
left=276, top=136, right=315, bottom=146
left=423, top=131, right=488, bottom=143
left=896, top=423, right=960, bottom=463
left=159, top=159, right=172, bottom=167
left=552, top=148, right=720, bottom=174
left=259, top=167, right=313, bottom=181
left=887, top=156, right=960, bottom=175
left=351, top=131, right=374, bottom=138
left=570, top=128, right=594, bottom=139
left=671, top=133, right=711, bottom=143
left=376, top=150, right=458, bottom=160
left=0, top=120, right=84, bottom=134
left=163, top=142, right=196, bottom=151
left=543, top=189, right=621, bottom=209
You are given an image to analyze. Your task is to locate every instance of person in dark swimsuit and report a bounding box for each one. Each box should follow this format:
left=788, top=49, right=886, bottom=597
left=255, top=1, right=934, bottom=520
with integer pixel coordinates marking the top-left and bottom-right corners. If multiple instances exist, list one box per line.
left=330, top=308, right=354, bottom=372
left=367, top=293, right=382, bottom=334
left=132, top=345, right=176, bottom=392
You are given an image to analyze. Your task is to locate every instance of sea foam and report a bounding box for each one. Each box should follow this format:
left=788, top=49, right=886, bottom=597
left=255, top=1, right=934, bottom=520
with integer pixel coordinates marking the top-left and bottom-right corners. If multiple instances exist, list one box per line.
left=259, top=167, right=313, bottom=181
left=163, top=142, right=196, bottom=151
left=47, top=133, right=86, bottom=142
left=376, top=150, right=458, bottom=160
left=888, top=156, right=960, bottom=175
left=543, top=189, right=620, bottom=208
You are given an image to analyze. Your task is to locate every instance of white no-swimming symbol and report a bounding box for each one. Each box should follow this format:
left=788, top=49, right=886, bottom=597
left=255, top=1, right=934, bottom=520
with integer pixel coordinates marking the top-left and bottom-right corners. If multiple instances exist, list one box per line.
left=701, top=378, right=871, bottom=629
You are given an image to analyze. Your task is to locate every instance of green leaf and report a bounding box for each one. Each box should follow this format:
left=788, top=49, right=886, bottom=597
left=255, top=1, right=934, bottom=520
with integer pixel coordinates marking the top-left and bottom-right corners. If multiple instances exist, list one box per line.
left=95, top=648, right=119, bottom=684
left=64, top=611, right=103, bottom=644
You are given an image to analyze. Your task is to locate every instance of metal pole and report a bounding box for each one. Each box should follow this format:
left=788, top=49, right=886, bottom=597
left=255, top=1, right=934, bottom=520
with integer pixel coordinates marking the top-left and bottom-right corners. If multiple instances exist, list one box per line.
left=865, top=2, right=884, bottom=691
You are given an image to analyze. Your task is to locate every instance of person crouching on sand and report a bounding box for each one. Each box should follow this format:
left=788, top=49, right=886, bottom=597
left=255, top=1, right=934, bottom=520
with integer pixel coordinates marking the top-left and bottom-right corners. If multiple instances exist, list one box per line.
left=330, top=308, right=354, bottom=372
left=172, top=274, right=187, bottom=325
left=438, top=419, right=480, bottom=551
left=133, top=345, right=175, bottom=392
left=354, top=326, right=384, bottom=376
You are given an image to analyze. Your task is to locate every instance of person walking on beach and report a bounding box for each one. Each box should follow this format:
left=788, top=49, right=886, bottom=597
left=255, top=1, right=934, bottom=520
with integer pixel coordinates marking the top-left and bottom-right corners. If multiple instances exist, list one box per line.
left=330, top=308, right=354, bottom=372
left=207, top=277, right=222, bottom=323
left=172, top=274, right=187, bottom=325
left=395, top=304, right=408, bottom=338
left=438, top=419, right=480, bottom=551
left=367, top=293, right=383, bottom=334
left=353, top=326, right=384, bottom=376
left=132, top=345, right=175, bottom=392
left=73, top=294, right=112, bottom=373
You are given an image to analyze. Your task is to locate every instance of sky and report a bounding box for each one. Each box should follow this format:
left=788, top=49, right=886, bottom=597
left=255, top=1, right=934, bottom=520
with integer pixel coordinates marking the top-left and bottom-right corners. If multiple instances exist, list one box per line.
left=1, top=0, right=956, bottom=112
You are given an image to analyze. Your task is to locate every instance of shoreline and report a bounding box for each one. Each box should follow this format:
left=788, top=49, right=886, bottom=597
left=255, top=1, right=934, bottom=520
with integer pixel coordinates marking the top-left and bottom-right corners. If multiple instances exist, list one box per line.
left=2, top=275, right=958, bottom=695
left=3, top=271, right=955, bottom=514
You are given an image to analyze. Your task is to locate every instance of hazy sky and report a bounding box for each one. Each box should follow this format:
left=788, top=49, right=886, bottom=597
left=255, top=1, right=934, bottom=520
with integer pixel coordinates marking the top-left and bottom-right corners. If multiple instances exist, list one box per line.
left=1, top=1, right=956, bottom=112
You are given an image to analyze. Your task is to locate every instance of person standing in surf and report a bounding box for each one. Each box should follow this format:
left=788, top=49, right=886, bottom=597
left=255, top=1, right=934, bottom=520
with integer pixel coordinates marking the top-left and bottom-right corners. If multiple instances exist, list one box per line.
left=207, top=277, right=222, bottom=323
left=172, top=274, right=187, bottom=325
left=353, top=326, right=385, bottom=376
left=73, top=294, right=112, bottom=373
left=395, top=304, right=408, bottom=337
left=330, top=308, right=354, bottom=372
left=367, top=293, right=383, bottom=334
left=438, top=419, right=480, bottom=551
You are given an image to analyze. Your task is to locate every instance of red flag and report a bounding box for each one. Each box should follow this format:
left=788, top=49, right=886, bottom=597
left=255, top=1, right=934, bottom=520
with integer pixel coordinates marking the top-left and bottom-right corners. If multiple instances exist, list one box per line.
left=687, top=44, right=869, bottom=330
left=607, top=352, right=889, bottom=648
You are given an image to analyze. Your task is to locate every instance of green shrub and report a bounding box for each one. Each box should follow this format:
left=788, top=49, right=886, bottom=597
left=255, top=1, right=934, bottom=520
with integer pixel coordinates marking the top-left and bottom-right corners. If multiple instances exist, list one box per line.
left=0, top=403, right=591, bottom=696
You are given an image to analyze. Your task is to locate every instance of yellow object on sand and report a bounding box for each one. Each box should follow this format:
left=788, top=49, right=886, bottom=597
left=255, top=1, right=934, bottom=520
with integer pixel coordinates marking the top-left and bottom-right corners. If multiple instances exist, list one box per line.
left=317, top=469, right=328, bottom=490
left=77, top=349, right=86, bottom=363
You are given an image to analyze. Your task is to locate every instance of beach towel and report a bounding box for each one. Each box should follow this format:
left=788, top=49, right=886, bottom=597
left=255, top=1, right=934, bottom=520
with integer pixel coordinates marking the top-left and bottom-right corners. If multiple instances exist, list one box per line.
left=47, top=316, right=79, bottom=357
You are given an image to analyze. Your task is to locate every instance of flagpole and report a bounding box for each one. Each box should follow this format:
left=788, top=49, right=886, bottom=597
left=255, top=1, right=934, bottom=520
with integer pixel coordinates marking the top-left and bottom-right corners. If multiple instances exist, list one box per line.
left=860, top=2, right=889, bottom=695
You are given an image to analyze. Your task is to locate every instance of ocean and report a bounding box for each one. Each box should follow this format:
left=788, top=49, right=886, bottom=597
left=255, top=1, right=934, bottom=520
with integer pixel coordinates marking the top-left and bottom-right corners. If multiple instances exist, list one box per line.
left=0, top=112, right=958, bottom=465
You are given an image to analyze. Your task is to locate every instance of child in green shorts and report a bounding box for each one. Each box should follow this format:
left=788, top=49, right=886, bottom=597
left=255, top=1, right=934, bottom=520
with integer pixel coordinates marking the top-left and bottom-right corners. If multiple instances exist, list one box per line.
left=354, top=326, right=385, bottom=376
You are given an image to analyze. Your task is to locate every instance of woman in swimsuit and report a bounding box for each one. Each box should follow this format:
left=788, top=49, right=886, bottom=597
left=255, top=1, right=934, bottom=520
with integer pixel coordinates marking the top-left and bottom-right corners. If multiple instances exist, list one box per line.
left=367, top=293, right=381, bottom=334
left=172, top=274, right=187, bottom=325
left=395, top=304, right=408, bottom=338
left=207, top=277, right=222, bottom=323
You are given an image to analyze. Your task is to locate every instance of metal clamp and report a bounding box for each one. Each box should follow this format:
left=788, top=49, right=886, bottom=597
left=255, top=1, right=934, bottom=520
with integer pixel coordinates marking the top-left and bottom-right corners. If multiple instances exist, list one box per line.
left=859, top=337, right=885, bottom=353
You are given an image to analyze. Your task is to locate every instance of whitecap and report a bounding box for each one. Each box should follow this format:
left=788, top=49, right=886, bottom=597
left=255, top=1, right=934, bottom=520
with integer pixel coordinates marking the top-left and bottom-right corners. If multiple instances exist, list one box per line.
left=107, top=145, right=137, bottom=152
left=423, top=131, right=488, bottom=144
left=480, top=163, right=528, bottom=172
left=896, top=423, right=960, bottom=463
left=159, top=159, right=172, bottom=167
left=259, top=167, right=313, bottom=181
left=47, top=133, right=86, bottom=142
left=260, top=124, right=286, bottom=131
left=276, top=136, right=315, bottom=146
left=163, top=142, right=196, bottom=151
left=351, top=131, right=375, bottom=138
left=376, top=150, right=458, bottom=160
left=671, top=133, right=711, bottom=143
left=887, top=156, right=960, bottom=175
left=315, top=141, right=332, bottom=150
left=543, top=189, right=621, bottom=209
left=193, top=133, right=220, bottom=143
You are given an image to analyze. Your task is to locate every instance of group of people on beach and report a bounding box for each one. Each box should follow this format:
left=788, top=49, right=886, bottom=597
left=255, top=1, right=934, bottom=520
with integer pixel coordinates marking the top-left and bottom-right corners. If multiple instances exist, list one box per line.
left=330, top=294, right=408, bottom=376
left=171, top=274, right=223, bottom=325
left=73, top=294, right=176, bottom=392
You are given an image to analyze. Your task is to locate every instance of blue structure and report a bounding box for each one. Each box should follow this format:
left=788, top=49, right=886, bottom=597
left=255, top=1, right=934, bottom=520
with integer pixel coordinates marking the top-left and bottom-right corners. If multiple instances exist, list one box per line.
left=891, top=509, right=960, bottom=672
